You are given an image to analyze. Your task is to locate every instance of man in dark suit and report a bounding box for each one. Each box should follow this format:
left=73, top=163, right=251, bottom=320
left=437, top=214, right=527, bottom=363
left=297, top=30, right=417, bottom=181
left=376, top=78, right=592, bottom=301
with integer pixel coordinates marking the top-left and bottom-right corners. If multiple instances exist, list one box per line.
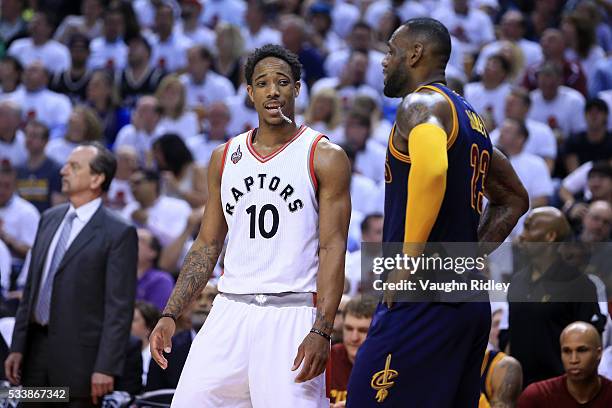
left=4, top=143, right=138, bottom=407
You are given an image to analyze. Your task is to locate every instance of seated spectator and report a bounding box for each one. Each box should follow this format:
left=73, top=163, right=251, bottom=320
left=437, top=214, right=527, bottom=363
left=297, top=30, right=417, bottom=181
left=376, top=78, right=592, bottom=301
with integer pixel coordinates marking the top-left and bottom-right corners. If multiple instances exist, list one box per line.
left=280, top=15, right=325, bottom=89
left=147, top=2, right=193, bottom=72
left=122, top=169, right=191, bottom=247
left=371, top=10, right=402, bottom=55
left=509, top=208, right=605, bottom=387
left=7, top=11, right=70, bottom=75
left=303, top=88, right=344, bottom=144
left=0, top=56, right=23, bottom=95
left=88, top=5, right=128, bottom=70
left=212, top=23, right=245, bottom=91
left=181, top=45, right=235, bottom=114
left=307, top=2, right=345, bottom=58
left=16, top=120, right=63, bottom=213
left=158, top=205, right=203, bottom=276
left=50, top=33, right=93, bottom=104
left=46, top=105, right=103, bottom=165
left=589, top=57, right=612, bottom=98
left=187, top=101, right=231, bottom=167
left=329, top=0, right=360, bottom=40
left=578, top=201, right=611, bottom=244
left=518, top=322, right=612, bottom=407
left=528, top=62, right=586, bottom=142
left=432, top=0, right=495, bottom=54
left=241, top=0, right=281, bottom=53
left=53, top=0, right=103, bottom=44
left=522, top=28, right=587, bottom=97
left=0, top=163, right=40, bottom=261
left=564, top=99, right=612, bottom=174
left=85, top=69, right=130, bottom=146
left=176, top=0, right=215, bottom=51
left=344, top=213, right=383, bottom=297
left=342, top=110, right=386, bottom=184
left=190, top=283, right=219, bottom=332
left=490, top=87, right=557, bottom=172
left=0, top=0, right=27, bottom=45
left=136, top=228, right=174, bottom=312
left=464, top=54, right=512, bottom=131
left=131, top=301, right=160, bottom=387
left=114, top=95, right=163, bottom=167
left=365, top=1, right=426, bottom=35
left=106, top=145, right=138, bottom=211
left=327, top=296, right=377, bottom=407
left=225, top=86, right=259, bottom=136
left=153, top=134, right=207, bottom=208
left=0, top=100, right=27, bottom=168
left=6, top=61, right=72, bottom=140
left=117, top=35, right=165, bottom=110
left=352, top=94, right=392, bottom=149
left=155, top=75, right=200, bottom=141
left=564, top=162, right=612, bottom=228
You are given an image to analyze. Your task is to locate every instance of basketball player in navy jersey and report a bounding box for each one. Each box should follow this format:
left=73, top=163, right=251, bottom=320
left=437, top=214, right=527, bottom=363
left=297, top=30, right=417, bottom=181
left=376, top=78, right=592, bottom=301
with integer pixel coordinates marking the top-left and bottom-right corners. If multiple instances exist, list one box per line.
left=149, top=44, right=351, bottom=407
left=346, top=18, right=529, bottom=407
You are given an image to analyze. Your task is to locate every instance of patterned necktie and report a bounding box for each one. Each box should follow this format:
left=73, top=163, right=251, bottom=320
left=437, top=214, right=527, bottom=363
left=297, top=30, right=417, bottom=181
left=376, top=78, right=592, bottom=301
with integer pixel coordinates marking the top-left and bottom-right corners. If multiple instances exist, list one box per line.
left=34, top=212, right=77, bottom=325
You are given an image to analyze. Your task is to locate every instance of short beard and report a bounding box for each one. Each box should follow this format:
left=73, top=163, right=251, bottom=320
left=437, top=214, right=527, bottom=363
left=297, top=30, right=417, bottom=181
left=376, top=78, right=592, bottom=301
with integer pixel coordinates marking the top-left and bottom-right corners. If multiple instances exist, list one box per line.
left=383, top=67, right=410, bottom=98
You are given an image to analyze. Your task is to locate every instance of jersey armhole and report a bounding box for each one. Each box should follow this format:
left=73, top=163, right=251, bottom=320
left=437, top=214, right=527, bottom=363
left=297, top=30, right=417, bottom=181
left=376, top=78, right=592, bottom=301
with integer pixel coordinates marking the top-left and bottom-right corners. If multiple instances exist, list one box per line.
left=219, top=139, right=232, bottom=179
left=308, top=134, right=328, bottom=192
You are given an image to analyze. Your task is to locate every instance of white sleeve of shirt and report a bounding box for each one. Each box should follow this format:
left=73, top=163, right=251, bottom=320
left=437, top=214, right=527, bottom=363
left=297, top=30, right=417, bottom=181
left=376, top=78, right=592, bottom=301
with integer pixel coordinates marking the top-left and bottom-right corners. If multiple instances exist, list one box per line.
left=529, top=157, right=554, bottom=198
left=562, top=161, right=593, bottom=194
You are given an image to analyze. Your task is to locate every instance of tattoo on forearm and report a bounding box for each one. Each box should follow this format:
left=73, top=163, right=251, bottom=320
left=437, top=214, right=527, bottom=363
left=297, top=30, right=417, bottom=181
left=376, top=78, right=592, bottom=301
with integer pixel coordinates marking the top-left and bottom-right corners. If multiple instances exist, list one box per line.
left=164, top=239, right=222, bottom=317
left=490, top=360, right=522, bottom=408
left=313, top=308, right=334, bottom=334
left=478, top=205, right=518, bottom=251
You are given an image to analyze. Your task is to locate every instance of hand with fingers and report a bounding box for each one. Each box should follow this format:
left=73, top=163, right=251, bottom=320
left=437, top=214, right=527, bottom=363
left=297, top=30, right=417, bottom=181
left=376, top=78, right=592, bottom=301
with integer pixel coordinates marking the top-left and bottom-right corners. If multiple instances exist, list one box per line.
left=150, top=316, right=176, bottom=370
left=4, top=352, right=22, bottom=385
left=291, top=331, right=330, bottom=383
left=91, top=372, right=114, bottom=405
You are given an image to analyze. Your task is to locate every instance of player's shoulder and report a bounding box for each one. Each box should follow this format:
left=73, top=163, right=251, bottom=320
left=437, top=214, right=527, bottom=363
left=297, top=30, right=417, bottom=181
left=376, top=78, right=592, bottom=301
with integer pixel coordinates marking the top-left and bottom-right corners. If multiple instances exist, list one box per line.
left=396, top=88, right=453, bottom=137
left=312, top=138, right=350, bottom=185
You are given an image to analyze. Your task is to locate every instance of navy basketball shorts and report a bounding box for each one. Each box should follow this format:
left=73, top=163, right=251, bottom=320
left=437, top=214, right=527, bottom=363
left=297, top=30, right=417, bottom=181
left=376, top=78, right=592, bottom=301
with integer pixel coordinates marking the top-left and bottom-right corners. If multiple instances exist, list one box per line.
left=346, top=301, right=491, bottom=408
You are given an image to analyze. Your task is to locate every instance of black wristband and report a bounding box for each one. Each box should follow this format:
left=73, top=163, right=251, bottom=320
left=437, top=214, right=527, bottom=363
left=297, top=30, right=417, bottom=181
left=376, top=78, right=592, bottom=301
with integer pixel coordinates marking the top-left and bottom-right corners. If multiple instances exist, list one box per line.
left=310, top=328, right=331, bottom=341
left=160, top=313, right=177, bottom=323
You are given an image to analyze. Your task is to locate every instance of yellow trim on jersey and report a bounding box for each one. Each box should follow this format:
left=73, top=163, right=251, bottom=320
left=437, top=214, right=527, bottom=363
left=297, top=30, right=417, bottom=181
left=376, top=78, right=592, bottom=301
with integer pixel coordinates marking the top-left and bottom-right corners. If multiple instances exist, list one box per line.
left=388, top=124, right=412, bottom=164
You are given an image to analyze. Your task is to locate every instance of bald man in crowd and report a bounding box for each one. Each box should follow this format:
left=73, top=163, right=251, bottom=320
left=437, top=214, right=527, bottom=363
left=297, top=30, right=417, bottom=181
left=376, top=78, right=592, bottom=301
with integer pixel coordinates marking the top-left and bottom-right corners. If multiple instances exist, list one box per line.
left=518, top=322, right=612, bottom=407
left=508, top=207, right=605, bottom=386
left=579, top=201, right=612, bottom=244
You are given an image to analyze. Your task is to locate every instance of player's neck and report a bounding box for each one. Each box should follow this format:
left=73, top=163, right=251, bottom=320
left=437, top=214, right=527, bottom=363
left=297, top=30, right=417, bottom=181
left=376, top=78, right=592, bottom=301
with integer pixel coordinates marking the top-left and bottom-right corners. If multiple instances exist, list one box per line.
left=566, top=374, right=601, bottom=404
left=255, top=122, right=299, bottom=147
left=412, top=73, right=446, bottom=93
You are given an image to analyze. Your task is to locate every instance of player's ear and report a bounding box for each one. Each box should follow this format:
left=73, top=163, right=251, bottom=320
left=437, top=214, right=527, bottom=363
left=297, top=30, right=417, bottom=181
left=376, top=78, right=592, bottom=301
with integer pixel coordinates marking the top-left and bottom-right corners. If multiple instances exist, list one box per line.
left=293, top=80, right=301, bottom=98
left=408, top=42, right=424, bottom=67
left=246, top=84, right=255, bottom=104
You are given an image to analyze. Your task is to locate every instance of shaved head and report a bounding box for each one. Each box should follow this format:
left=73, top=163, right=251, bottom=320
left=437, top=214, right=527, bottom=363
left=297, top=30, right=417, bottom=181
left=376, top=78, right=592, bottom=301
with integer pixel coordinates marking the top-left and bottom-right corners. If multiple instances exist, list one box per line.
left=528, top=206, right=572, bottom=242
left=400, top=18, right=452, bottom=64
left=560, top=322, right=601, bottom=347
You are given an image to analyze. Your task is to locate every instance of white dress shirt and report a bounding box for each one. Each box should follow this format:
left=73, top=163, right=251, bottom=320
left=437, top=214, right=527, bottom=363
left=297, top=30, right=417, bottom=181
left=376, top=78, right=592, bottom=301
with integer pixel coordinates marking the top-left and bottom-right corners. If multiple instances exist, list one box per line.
left=528, top=86, right=587, bottom=139
left=39, top=197, right=102, bottom=285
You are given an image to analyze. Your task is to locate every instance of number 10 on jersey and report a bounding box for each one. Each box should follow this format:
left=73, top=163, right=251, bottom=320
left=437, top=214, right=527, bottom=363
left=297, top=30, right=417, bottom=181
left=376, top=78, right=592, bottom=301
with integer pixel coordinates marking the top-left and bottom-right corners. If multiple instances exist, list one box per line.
left=246, top=204, right=280, bottom=239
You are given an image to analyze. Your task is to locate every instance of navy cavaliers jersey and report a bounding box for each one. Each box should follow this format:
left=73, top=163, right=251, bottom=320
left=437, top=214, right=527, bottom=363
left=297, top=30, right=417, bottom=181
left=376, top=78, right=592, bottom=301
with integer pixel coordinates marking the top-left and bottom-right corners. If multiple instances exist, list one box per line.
left=383, top=83, right=493, bottom=243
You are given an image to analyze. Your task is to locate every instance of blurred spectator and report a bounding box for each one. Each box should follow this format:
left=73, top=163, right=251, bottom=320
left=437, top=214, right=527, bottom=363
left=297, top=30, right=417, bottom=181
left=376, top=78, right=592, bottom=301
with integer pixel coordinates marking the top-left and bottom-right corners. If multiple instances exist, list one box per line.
left=0, top=100, right=27, bottom=168
left=158, top=205, right=203, bottom=275
left=564, top=162, right=612, bottom=228
left=524, top=0, right=563, bottom=42
left=324, top=22, right=385, bottom=94
left=131, top=301, right=160, bottom=387
left=0, top=56, right=23, bottom=95
left=86, top=69, right=130, bottom=146
left=153, top=133, right=207, bottom=208
left=327, top=295, right=377, bottom=407
left=187, top=101, right=231, bottom=167
left=432, top=0, right=495, bottom=54
left=50, top=33, right=93, bottom=104
left=508, top=207, right=604, bottom=386
left=155, top=75, right=200, bottom=141
left=280, top=15, right=325, bottom=89
left=6, top=61, right=72, bottom=140
left=564, top=99, right=611, bottom=174
left=177, top=0, right=216, bottom=51
left=332, top=295, right=351, bottom=345
left=560, top=12, right=605, bottom=90
left=518, top=322, right=612, bottom=407
left=16, top=120, right=63, bottom=213
left=117, top=35, right=165, bottom=109
left=148, top=2, right=193, bottom=72
left=136, top=228, right=174, bottom=311
left=490, top=87, right=557, bottom=172
left=181, top=45, right=235, bottom=112
left=106, top=145, right=138, bottom=211
left=528, top=62, right=586, bottom=141
left=330, top=0, right=361, bottom=40
left=474, top=10, right=543, bottom=79
left=352, top=94, right=392, bottom=149
left=88, top=5, right=128, bottom=71
left=578, top=201, right=611, bottom=244
left=53, top=0, right=104, bottom=44
left=46, top=105, right=103, bottom=165
left=241, top=0, right=281, bottom=52
left=589, top=57, right=612, bottom=98
left=307, top=2, right=345, bottom=57
left=190, top=283, right=219, bottom=332
left=122, top=169, right=192, bottom=247
left=199, top=0, right=246, bottom=28
left=574, top=0, right=612, bottom=54
left=0, top=0, right=27, bottom=45
left=304, top=88, right=344, bottom=144
left=344, top=213, right=383, bottom=297
left=226, top=86, right=259, bottom=136
left=364, top=1, right=426, bottom=32
left=7, top=11, right=70, bottom=75
left=371, top=10, right=402, bottom=54
left=0, top=162, right=40, bottom=261
left=212, top=23, right=245, bottom=91
left=343, top=110, right=385, bottom=184
left=464, top=54, right=512, bottom=131
left=522, top=28, right=587, bottom=97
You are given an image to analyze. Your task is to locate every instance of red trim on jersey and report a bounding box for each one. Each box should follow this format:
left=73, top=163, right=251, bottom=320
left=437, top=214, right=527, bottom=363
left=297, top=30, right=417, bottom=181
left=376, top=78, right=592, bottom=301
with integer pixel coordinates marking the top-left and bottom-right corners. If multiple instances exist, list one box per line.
left=312, top=292, right=317, bottom=307
left=219, top=140, right=232, bottom=179
left=246, top=125, right=307, bottom=163
left=309, top=134, right=326, bottom=192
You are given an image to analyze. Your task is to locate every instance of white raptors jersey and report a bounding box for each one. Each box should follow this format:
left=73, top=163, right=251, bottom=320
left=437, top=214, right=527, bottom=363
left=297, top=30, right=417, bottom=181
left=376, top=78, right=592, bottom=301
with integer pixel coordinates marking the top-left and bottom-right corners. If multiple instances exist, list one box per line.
left=219, top=125, right=326, bottom=294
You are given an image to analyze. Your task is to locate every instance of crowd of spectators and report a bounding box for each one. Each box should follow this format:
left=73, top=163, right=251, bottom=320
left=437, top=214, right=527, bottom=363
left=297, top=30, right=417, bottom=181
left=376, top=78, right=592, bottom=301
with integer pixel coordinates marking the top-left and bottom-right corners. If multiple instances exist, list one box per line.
left=0, top=0, right=610, bottom=405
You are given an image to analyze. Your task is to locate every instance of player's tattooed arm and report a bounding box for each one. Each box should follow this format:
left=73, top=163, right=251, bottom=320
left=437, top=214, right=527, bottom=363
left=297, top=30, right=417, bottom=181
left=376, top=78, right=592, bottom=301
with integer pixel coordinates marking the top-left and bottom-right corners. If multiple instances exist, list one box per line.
left=479, top=148, right=529, bottom=253
left=163, top=144, right=229, bottom=318
left=489, top=356, right=523, bottom=408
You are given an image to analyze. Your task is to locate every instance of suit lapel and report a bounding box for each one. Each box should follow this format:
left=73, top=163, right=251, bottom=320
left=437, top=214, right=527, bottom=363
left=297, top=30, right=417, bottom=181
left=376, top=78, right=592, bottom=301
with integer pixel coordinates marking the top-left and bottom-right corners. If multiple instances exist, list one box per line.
left=55, top=206, right=104, bottom=275
left=30, top=207, right=68, bottom=295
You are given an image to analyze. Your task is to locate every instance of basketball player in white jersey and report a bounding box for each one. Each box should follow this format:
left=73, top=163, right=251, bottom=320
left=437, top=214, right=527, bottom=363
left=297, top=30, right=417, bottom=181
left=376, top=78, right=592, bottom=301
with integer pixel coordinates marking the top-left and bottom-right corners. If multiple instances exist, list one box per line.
left=150, top=44, right=351, bottom=407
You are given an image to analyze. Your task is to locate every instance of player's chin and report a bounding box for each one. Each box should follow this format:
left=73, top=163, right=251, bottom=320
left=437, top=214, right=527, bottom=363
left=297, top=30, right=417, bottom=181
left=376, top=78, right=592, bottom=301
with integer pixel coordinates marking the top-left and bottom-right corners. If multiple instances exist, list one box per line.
left=263, top=116, right=286, bottom=126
